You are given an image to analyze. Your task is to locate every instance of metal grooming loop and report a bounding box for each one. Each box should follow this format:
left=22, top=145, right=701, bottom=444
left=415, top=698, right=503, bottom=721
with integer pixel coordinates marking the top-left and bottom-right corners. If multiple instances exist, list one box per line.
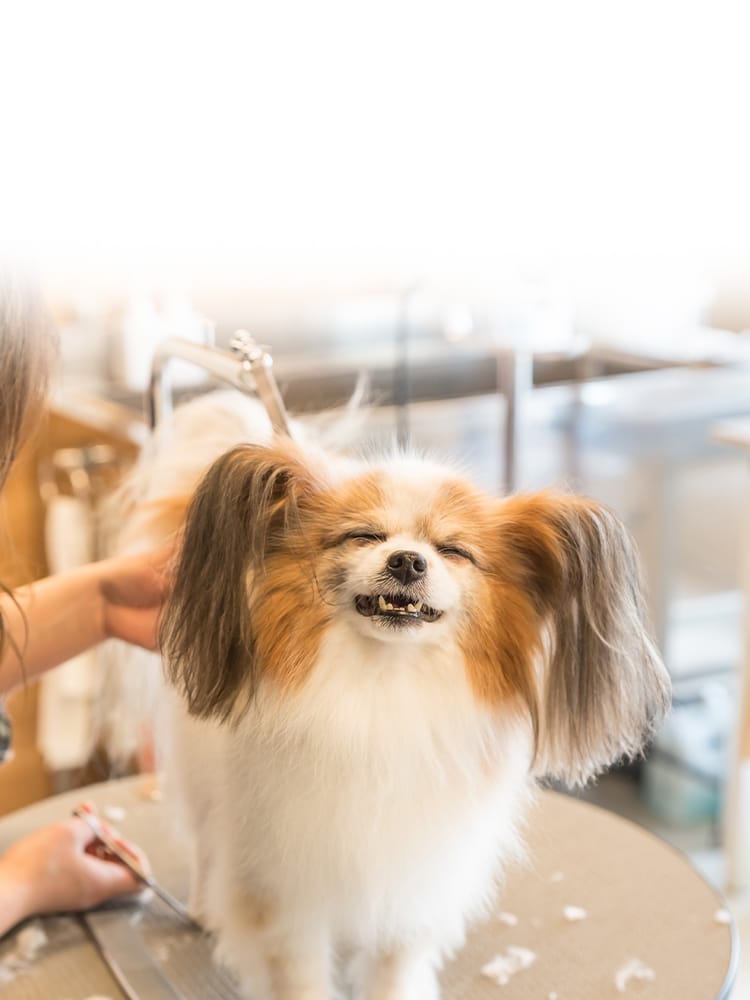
left=148, top=331, right=291, bottom=436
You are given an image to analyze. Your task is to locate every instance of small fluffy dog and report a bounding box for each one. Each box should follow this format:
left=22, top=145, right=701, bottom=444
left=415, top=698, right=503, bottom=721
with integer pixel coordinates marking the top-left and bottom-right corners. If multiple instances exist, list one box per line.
left=117, top=391, right=670, bottom=1000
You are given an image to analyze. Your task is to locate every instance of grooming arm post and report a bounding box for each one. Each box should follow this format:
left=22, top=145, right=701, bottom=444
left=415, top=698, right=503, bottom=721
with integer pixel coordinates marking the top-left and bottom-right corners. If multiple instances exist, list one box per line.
left=148, top=333, right=291, bottom=436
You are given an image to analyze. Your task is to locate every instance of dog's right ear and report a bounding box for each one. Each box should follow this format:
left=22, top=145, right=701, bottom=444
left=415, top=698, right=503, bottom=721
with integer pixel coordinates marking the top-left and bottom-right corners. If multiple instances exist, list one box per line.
left=160, top=441, right=322, bottom=721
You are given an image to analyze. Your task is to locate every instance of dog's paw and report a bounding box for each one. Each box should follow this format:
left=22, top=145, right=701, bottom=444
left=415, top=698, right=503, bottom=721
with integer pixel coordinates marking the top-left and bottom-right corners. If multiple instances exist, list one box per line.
left=347, top=951, right=441, bottom=1000
left=212, top=936, right=272, bottom=1000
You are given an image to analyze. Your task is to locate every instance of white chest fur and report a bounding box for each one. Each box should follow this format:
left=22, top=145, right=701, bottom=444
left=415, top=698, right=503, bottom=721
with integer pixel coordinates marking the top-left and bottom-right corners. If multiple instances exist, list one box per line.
left=164, top=622, right=533, bottom=956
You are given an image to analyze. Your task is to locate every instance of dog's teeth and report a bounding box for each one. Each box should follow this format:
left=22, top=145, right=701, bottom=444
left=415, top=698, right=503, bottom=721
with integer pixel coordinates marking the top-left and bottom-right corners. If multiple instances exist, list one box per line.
left=378, top=595, right=388, bottom=611
left=386, top=603, right=395, bottom=610
left=415, top=601, right=423, bottom=612
left=407, top=603, right=416, bottom=612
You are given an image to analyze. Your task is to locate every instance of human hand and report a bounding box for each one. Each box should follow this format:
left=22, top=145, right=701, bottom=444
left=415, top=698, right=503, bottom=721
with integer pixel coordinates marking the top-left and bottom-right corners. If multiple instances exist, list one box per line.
left=98, top=546, right=173, bottom=651
left=0, top=808, right=149, bottom=933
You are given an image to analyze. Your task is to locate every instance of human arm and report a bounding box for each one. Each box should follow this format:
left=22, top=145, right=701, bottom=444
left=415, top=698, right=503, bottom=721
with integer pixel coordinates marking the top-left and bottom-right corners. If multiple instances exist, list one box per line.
left=0, top=813, right=148, bottom=937
left=0, top=547, right=171, bottom=696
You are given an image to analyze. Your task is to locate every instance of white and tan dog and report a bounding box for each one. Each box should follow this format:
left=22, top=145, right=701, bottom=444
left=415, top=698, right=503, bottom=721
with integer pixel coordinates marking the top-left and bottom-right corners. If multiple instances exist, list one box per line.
left=115, top=390, right=669, bottom=1000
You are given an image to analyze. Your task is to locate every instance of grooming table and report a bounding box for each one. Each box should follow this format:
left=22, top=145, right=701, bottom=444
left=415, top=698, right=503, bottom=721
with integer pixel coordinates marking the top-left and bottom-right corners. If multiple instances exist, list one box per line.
left=0, top=776, right=737, bottom=999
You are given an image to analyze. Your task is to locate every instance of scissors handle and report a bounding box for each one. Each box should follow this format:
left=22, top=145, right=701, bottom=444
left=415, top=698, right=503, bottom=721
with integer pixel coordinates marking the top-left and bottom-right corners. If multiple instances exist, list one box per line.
left=72, top=806, right=199, bottom=928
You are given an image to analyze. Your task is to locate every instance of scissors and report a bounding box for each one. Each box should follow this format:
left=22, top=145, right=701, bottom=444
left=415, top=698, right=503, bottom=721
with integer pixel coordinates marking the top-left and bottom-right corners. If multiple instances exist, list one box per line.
left=72, top=804, right=200, bottom=928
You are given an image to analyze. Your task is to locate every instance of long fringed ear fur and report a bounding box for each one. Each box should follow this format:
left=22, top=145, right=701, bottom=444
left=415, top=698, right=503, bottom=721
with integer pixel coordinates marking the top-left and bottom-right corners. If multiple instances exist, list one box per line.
left=498, top=492, right=671, bottom=786
left=159, top=441, right=321, bottom=722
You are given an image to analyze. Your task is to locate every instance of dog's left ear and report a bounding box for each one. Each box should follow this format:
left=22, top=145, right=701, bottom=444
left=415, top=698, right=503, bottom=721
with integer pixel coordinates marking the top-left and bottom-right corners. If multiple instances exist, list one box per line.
left=497, top=492, right=671, bottom=786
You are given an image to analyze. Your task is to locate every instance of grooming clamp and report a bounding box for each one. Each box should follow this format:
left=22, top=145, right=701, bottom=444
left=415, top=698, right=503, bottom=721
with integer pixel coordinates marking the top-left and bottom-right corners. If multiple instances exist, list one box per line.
left=149, top=331, right=292, bottom=437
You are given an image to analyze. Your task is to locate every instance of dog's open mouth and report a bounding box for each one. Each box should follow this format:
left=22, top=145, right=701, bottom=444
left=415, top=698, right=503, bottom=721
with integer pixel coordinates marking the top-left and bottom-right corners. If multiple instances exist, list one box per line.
left=354, top=593, right=443, bottom=623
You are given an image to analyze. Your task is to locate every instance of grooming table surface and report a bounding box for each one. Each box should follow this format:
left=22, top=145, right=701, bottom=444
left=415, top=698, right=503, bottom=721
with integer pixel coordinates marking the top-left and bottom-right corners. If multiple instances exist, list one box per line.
left=0, top=777, right=737, bottom=999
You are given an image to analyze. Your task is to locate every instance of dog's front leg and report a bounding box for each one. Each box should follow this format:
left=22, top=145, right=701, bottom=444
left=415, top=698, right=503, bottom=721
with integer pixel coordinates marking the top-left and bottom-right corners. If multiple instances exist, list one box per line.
left=186, top=835, right=212, bottom=924
left=353, top=946, right=440, bottom=1000
left=214, top=892, right=333, bottom=1000
left=269, top=935, right=334, bottom=1000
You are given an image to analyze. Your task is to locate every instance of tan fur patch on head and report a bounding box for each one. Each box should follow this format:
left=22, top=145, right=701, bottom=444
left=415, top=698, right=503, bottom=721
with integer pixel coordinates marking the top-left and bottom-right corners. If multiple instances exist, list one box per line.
left=315, top=471, right=388, bottom=543
left=435, top=488, right=544, bottom=730
left=250, top=554, right=330, bottom=693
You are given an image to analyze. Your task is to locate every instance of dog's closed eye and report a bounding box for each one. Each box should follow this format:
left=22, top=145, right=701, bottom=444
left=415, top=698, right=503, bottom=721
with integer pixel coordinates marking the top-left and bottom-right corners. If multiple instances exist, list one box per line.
left=345, top=531, right=388, bottom=546
left=436, top=544, right=476, bottom=563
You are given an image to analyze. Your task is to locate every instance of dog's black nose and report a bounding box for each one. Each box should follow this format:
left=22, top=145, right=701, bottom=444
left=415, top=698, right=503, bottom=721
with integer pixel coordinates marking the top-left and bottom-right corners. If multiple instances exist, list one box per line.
left=386, top=550, right=427, bottom=585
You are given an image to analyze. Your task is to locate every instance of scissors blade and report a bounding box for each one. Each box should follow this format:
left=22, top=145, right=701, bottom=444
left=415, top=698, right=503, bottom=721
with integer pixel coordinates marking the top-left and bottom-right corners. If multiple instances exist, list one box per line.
left=143, top=879, right=198, bottom=927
